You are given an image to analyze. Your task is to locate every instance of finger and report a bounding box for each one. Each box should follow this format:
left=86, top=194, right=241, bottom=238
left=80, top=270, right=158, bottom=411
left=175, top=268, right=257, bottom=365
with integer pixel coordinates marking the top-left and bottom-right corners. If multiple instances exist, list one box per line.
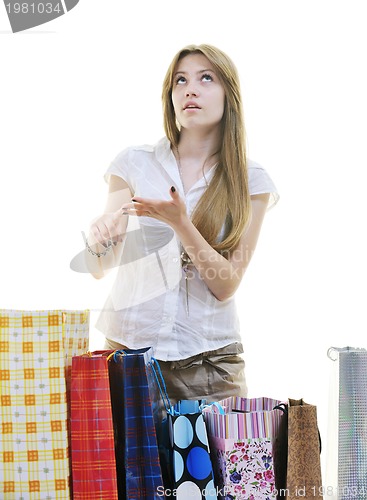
left=99, top=221, right=115, bottom=246
left=128, top=196, right=160, bottom=206
left=120, top=206, right=139, bottom=216
left=109, top=220, right=125, bottom=244
left=121, top=201, right=154, bottom=218
left=134, top=209, right=152, bottom=217
left=91, top=225, right=111, bottom=247
left=120, top=201, right=143, bottom=212
left=169, top=185, right=178, bottom=199
left=121, top=206, right=155, bottom=218
left=99, top=216, right=123, bottom=245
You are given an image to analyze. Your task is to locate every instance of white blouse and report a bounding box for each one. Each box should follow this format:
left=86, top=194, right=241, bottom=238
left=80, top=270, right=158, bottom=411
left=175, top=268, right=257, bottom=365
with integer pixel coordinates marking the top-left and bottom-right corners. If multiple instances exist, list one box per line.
left=95, top=137, right=279, bottom=361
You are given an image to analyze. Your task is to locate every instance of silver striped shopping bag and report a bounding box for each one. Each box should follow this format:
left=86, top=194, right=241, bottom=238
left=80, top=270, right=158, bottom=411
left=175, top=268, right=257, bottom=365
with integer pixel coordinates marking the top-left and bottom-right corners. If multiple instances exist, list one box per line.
left=327, top=346, right=367, bottom=500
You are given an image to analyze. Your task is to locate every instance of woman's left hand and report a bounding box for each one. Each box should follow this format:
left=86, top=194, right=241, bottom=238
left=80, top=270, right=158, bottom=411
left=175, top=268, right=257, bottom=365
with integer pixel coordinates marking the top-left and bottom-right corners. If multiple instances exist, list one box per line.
left=121, top=186, right=188, bottom=228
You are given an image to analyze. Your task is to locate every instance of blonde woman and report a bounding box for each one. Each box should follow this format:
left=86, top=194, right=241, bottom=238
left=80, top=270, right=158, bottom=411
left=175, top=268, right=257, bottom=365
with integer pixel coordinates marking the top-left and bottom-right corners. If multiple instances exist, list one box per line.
left=86, top=44, right=279, bottom=402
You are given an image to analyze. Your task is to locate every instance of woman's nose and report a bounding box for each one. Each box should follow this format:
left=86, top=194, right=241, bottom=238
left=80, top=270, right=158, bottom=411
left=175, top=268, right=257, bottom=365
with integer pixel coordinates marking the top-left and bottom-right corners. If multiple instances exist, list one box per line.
left=186, top=86, right=199, bottom=97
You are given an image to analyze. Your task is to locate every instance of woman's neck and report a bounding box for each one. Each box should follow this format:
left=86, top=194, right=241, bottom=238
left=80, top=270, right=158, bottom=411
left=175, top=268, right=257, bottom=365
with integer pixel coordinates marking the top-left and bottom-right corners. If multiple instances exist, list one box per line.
left=177, top=128, right=220, bottom=163
left=172, top=129, right=221, bottom=194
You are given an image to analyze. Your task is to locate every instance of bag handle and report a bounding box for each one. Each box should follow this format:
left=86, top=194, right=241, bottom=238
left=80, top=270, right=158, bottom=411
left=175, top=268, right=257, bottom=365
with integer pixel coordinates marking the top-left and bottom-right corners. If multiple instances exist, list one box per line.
left=273, top=403, right=288, bottom=413
left=200, top=401, right=226, bottom=415
left=148, top=357, right=175, bottom=414
left=273, top=402, right=322, bottom=454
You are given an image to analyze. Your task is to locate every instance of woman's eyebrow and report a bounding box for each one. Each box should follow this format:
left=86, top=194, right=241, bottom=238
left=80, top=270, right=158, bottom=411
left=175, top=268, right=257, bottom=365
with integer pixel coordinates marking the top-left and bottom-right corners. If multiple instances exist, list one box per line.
left=174, top=68, right=215, bottom=75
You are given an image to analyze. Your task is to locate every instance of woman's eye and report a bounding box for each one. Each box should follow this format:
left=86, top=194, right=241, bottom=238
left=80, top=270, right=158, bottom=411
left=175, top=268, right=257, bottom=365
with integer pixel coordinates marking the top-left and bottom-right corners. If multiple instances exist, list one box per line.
left=176, top=76, right=186, bottom=84
left=202, top=74, right=213, bottom=82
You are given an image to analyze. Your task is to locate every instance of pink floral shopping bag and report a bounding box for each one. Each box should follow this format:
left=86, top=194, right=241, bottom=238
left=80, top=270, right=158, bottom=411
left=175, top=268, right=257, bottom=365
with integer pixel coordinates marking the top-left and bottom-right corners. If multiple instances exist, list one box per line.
left=203, top=397, right=284, bottom=500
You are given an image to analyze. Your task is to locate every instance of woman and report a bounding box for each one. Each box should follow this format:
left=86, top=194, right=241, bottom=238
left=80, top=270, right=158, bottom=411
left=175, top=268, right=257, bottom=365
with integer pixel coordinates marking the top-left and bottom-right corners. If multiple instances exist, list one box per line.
left=85, top=44, right=279, bottom=402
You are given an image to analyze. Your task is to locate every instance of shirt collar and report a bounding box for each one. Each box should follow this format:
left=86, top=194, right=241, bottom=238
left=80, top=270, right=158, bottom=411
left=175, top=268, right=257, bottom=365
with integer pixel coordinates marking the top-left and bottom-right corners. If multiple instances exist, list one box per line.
left=155, top=137, right=173, bottom=165
left=154, top=136, right=217, bottom=195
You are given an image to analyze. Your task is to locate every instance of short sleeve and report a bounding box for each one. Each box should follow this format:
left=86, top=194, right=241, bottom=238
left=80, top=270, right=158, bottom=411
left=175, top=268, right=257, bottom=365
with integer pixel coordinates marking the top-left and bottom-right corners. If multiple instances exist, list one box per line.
left=104, top=147, right=132, bottom=189
left=247, top=159, right=279, bottom=210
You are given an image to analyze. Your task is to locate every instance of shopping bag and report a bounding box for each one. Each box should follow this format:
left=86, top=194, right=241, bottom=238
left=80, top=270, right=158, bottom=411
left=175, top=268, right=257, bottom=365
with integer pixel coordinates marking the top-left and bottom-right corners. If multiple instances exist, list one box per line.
left=70, top=350, right=118, bottom=500
left=0, top=309, right=89, bottom=500
left=326, top=346, right=367, bottom=500
left=168, top=404, right=218, bottom=499
left=149, top=359, right=217, bottom=500
left=108, top=348, right=163, bottom=499
left=203, top=396, right=283, bottom=500
left=273, top=399, right=323, bottom=499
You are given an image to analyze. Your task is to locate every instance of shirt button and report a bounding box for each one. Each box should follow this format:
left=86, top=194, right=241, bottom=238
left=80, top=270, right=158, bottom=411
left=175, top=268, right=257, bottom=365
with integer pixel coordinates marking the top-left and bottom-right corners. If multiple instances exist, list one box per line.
left=173, top=257, right=179, bottom=263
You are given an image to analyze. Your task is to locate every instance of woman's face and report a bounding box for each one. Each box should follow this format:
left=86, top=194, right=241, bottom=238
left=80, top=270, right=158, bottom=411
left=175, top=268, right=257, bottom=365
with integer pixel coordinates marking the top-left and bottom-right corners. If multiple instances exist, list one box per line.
left=171, top=53, right=225, bottom=133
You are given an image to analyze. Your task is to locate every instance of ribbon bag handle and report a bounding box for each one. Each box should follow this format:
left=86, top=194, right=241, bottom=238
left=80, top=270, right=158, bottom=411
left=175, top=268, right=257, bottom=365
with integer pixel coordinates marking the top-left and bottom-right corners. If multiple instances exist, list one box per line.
left=148, top=357, right=174, bottom=414
left=200, top=401, right=226, bottom=415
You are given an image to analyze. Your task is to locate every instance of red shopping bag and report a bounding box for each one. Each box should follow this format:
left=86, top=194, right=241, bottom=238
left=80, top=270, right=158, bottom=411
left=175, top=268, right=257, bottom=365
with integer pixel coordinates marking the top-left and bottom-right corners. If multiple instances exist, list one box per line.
left=70, top=351, right=118, bottom=500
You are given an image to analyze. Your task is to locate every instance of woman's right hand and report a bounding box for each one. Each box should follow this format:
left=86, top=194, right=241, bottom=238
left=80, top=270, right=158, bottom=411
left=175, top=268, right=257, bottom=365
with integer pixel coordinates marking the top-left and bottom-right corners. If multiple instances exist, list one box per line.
left=88, top=208, right=127, bottom=248
left=87, top=174, right=132, bottom=253
left=84, top=175, right=132, bottom=278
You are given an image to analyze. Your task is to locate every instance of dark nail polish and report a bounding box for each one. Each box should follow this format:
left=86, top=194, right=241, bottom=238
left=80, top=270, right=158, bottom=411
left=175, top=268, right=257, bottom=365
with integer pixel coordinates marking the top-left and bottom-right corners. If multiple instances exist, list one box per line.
left=171, top=186, right=176, bottom=193
left=132, top=199, right=137, bottom=202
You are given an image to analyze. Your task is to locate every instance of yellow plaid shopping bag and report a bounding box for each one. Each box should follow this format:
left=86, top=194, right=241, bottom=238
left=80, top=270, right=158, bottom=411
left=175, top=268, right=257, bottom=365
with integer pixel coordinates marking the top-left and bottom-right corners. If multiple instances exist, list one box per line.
left=0, top=309, right=89, bottom=500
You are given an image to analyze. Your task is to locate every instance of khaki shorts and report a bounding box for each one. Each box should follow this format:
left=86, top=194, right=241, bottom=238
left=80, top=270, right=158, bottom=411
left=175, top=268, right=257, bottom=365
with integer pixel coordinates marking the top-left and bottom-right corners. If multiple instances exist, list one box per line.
left=104, top=338, right=248, bottom=403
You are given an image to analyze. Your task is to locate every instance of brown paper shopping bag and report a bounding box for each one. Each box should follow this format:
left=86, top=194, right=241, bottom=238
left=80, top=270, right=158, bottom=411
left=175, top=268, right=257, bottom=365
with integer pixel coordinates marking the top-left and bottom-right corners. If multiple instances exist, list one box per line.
left=274, top=399, right=323, bottom=499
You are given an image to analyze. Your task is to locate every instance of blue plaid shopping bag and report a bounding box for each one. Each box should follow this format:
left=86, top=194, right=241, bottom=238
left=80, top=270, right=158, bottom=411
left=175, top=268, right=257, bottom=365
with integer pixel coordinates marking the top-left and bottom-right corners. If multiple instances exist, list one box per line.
left=108, top=348, right=163, bottom=500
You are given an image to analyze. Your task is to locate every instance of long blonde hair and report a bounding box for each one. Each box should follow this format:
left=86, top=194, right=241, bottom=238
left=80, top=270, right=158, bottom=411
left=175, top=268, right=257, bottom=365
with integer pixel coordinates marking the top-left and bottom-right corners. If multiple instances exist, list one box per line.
left=162, top=44, right=251, bottom=257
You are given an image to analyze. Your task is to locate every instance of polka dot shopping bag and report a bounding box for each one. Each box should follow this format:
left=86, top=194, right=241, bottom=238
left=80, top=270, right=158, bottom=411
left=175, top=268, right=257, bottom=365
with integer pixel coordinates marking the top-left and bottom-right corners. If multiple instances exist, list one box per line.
left=149, top=359, right=217, bottom=500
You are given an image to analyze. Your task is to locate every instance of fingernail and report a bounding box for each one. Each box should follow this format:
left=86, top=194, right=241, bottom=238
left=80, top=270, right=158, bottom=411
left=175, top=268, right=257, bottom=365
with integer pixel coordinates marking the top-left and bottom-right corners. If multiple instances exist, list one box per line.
left=171, top=186, right=176, bottom=193
left=132, top=199, right=137, bottom=202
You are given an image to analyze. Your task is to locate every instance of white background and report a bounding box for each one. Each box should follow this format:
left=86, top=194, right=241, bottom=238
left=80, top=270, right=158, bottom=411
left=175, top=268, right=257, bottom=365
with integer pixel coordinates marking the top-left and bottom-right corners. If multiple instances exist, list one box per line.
left=1, top=0, right=367, bottom=482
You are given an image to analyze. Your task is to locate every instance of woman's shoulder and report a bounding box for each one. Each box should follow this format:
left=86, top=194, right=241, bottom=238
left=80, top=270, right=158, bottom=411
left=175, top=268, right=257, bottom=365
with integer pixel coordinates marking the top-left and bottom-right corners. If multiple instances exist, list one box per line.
left=247, top=158, right=267, bottom=173
left=106, top=138, right=169, bottom=183
left=247, top=158, right=279, bottom=209
left=112, top=143, right=153, bottom=163
left=247, top=158, right=271, bottom=186
left=112, top=137, right=168, bottom=164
